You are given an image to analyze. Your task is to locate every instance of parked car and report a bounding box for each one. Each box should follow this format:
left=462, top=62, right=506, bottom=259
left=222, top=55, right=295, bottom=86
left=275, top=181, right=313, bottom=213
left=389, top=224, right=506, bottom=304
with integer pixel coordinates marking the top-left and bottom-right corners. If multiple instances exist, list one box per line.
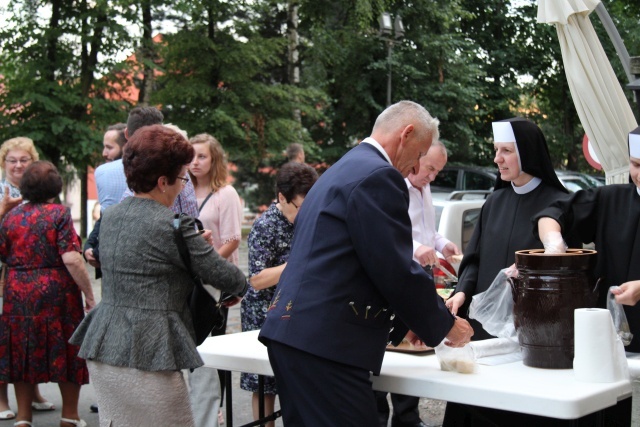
left=432, top=165, right=602, bottom=194
left=555, top=170, right=603, bottom=192
left=431, top=166, right=497, bottom=193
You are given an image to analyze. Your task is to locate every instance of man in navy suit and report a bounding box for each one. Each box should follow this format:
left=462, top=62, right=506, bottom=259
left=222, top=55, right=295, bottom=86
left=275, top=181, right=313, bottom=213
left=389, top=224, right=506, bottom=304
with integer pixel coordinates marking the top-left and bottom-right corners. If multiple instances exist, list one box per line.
left=259, top=100, right=473, bottom=426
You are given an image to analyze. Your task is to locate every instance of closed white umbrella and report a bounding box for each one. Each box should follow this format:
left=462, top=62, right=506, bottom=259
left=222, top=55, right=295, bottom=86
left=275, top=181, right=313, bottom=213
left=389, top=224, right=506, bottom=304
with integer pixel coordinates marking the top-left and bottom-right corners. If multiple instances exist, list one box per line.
left=538, top=0, right=637, bottom=184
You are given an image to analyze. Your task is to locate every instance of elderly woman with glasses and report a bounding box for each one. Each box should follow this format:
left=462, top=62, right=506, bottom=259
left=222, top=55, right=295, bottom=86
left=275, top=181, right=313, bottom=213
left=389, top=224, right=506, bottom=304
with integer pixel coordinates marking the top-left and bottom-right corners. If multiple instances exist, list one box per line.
left=0, top=137, right=38, bottom=200
left=0, top=138, right=57, bottom=421
left=70, top=125, right=248, bottom=427
left=241, top=161, right=318, bottom=427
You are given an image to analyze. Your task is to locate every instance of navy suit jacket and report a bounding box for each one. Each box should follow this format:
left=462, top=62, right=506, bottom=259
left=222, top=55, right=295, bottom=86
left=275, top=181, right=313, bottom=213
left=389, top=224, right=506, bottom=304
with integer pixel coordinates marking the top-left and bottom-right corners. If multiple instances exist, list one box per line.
left=259, top=143, right=455, bottom=374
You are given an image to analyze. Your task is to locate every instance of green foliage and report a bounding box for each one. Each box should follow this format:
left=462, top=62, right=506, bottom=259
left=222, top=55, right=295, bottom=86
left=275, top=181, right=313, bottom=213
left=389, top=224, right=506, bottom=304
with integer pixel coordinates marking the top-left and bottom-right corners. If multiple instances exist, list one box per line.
left=152, top=0, right=328, bottom=209
left=0, top=0, right=637, bottom=211
left=0, top=0, right=134, bottom=171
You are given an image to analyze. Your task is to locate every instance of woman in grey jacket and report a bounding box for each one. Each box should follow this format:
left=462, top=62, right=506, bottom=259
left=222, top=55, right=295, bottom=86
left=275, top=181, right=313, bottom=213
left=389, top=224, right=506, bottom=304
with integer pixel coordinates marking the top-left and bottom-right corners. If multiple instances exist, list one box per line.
left=71, top=125, right=247, bottom=427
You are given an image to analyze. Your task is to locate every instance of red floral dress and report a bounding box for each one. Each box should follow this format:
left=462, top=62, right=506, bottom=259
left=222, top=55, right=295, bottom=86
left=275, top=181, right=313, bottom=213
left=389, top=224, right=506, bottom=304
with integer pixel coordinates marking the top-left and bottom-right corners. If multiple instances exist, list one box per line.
left=0, top=203, right=88, bottom=384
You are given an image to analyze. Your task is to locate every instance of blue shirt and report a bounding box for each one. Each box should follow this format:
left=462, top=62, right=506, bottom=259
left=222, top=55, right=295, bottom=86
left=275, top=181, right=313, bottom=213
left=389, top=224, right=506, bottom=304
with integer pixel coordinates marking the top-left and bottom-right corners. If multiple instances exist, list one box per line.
left=95, top=160, right=127, bottom=212
left=120, top=175, right=199, bottom=217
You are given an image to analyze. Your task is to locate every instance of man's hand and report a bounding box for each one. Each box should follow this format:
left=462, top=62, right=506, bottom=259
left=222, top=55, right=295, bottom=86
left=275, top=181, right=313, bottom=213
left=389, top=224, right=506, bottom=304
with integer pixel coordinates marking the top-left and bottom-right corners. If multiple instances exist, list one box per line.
left=403, top=330, right=429, bottom=350
left=414, top=245, right=438, bottom=267
left=83, top=248, right=101, bottom=268
left=445, top=292, right=465, bottom=316
left=444, top=316, right=474, bottom=348
left=0, top=186, right=22, bottom=217
left=442, top=242, right=461, bottom=264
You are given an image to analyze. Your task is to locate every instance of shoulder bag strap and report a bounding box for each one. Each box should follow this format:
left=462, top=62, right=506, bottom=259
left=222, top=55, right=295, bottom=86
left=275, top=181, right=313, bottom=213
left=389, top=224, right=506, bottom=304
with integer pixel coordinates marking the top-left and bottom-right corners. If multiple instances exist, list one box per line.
left=173, top=214, right=192, bottom=271
left=198, top=192, right=214, bottom=215
left=173, top=213, right=206, bottom=273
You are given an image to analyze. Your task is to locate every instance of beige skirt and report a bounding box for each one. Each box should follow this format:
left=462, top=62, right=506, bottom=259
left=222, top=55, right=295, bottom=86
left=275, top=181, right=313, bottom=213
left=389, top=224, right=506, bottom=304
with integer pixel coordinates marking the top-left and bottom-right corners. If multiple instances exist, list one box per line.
left=88, top=361, right=195, bottom=427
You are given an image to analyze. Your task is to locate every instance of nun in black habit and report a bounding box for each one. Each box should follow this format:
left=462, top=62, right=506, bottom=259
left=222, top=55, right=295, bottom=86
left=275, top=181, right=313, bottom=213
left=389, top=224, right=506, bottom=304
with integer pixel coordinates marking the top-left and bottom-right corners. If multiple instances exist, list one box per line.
left=442, top=118, right=614, bottom=427
left=537, top=126, right=640, bottom=353
left=446, top=117, right=578, bottom=339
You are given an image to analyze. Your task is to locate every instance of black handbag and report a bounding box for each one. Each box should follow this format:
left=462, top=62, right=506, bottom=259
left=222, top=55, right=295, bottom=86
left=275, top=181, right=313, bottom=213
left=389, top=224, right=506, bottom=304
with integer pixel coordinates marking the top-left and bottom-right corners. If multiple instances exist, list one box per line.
left=173, top=213, right=227, bottom=346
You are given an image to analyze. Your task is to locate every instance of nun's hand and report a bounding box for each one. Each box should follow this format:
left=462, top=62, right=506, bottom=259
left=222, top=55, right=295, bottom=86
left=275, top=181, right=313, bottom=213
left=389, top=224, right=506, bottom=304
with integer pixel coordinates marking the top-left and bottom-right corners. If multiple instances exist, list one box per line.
left=612, top=281, right=640, bottom=306
left=541, top=231, right=567, bottom=254
left=445, top=292, right=465, bottom=316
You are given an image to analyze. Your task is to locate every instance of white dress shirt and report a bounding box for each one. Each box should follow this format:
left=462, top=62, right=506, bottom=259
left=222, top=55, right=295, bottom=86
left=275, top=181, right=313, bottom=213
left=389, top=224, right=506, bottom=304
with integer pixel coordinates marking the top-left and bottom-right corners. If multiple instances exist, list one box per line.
left=406, top=179, right=451, bottom=262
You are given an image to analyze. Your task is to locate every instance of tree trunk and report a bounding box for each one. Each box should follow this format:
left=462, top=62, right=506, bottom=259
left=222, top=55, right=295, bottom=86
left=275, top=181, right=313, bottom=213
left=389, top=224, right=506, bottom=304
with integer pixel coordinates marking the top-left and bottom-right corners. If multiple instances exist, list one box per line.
left=287, top=1, right=301, bottom=125
left=46, top=0, right=62, bottom=83
left=138, top=0, right=154, bottom=106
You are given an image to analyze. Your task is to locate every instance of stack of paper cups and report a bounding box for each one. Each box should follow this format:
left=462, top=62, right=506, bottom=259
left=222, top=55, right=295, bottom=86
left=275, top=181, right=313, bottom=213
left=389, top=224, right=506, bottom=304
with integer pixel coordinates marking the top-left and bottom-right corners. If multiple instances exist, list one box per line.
left=574, top=308, right=628, bottom=383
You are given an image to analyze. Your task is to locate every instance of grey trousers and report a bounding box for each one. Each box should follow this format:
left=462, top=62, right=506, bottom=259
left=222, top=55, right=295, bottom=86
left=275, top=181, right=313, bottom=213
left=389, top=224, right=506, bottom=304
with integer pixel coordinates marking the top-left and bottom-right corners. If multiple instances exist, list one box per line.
left=188, top=366, right=222, bottom=427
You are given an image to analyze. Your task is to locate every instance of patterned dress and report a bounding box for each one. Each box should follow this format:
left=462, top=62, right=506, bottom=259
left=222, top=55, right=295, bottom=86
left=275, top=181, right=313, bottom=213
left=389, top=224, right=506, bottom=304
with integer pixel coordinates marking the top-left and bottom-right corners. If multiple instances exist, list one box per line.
left=0, top=179, right=21, bottom=200
left=0, top=203, right=88, bottom=384
left=240, top=202, right=293, bottom=394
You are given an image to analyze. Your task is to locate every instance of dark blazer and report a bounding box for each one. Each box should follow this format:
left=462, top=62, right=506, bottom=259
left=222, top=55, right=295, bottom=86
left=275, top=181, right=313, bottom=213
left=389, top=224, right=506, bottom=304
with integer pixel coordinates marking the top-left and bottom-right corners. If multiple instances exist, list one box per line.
left=259, top=142, right=455, bottom=374
left=83, top=216, right=102, bottom=279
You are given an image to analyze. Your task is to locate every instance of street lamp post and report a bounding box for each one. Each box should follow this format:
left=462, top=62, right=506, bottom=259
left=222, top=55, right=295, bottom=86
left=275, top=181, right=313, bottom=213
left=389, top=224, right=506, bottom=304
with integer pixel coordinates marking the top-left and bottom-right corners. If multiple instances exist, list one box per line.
left=379, top=12, right=405, bottom=106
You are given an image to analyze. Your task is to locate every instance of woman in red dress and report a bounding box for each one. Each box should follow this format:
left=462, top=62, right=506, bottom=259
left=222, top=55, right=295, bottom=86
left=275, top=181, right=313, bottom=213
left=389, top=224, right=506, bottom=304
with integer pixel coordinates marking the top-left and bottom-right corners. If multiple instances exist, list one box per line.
left=0, top=161, right=95, bottom=427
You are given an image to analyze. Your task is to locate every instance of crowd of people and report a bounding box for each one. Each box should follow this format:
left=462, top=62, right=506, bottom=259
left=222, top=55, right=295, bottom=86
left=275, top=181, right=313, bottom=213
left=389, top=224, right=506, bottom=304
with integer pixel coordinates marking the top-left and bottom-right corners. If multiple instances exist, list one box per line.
left=0, top=99, right=638, bottom=427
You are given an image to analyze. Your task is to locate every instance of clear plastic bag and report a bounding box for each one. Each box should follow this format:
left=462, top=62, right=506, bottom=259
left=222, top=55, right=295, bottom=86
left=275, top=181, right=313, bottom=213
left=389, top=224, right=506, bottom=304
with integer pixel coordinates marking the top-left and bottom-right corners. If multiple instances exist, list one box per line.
left=468, top=268, right=517, bottom=340
left=434, top=341, right=476, bottom=374
left=607, top=286, right=633, bottom=346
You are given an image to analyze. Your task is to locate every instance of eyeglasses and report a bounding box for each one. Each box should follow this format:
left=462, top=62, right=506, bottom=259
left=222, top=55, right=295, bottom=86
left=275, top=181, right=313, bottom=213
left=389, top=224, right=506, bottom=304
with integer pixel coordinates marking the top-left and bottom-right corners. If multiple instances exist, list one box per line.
left=5, top=157, right=32, bottom=165
left=177, top=175, right=189, bottom=186
left=291, top=201, right=300, bottom=210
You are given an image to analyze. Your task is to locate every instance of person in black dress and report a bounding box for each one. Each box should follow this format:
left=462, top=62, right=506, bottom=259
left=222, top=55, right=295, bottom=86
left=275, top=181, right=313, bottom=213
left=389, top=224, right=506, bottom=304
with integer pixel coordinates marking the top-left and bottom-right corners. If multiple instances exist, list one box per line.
left=537, top=125, right=640, bottom=353
left=443, top=118, right=581, bottom=426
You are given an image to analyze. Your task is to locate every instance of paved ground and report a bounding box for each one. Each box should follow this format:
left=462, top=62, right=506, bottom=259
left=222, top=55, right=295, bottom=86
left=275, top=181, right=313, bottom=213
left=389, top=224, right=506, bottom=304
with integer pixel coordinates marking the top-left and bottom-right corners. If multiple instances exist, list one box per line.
left=4, top=237, right=446, bottom=426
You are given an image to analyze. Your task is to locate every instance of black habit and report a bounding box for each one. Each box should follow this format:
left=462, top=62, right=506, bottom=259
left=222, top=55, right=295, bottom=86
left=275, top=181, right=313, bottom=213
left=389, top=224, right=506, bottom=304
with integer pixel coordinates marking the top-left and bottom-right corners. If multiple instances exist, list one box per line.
left=534, top=183, right=640, bottom=352
left=455, top=182, right=578, bottom=339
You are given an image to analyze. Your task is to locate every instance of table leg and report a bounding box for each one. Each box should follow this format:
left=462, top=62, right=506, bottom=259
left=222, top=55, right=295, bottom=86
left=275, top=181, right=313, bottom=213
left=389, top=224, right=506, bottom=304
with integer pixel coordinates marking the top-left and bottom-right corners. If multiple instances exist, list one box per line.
left=258, top=375, right=265, bottom=424
left=225, top=370, right=233, bottom=427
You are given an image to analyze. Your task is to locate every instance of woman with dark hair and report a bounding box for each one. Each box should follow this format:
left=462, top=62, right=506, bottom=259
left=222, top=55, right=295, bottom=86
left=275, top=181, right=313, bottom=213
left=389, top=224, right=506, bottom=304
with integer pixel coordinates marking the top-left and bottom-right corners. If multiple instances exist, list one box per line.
left=241, top=161, right=318, bottom=427
left=70, top=125, right=248, bottom=426
left=0, top=161, right=95, bottom=427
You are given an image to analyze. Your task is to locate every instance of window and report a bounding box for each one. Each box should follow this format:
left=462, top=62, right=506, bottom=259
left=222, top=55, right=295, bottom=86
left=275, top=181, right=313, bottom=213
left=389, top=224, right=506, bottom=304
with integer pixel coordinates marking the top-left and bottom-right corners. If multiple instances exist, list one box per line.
left=463, top=171, right=495, bottom=191
left=432, top=170, right=458, bottom=191
left=461, top=208, right=481, bottom=252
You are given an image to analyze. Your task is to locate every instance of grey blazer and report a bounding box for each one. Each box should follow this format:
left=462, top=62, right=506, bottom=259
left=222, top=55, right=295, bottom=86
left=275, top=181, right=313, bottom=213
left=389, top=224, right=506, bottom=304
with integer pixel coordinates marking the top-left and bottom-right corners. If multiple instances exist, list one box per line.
left=71, top=197, right=246, bottom=371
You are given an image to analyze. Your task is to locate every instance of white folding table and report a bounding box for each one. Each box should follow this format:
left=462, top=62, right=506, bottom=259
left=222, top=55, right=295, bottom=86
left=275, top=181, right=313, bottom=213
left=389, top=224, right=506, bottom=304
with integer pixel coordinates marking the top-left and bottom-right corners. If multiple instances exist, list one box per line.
left=198, top=330, right=632, bottom=426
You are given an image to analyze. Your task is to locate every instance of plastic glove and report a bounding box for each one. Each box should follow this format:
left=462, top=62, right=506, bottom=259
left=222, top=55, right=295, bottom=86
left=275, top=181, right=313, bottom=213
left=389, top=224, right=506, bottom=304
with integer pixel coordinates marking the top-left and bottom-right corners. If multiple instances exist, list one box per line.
left=541, top=231, right=567, bottom=254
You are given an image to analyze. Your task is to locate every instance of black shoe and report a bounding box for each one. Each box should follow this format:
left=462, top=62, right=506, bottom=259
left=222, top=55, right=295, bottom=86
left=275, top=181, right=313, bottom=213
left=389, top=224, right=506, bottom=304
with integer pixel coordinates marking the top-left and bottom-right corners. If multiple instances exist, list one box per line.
left=90, top=403, right=98, bottom=413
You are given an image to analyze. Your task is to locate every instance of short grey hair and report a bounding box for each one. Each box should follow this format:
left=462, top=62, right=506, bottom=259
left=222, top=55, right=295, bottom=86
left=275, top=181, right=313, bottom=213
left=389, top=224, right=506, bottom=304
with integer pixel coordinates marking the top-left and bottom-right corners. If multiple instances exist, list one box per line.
left=372, top=100, right=440, bottom=143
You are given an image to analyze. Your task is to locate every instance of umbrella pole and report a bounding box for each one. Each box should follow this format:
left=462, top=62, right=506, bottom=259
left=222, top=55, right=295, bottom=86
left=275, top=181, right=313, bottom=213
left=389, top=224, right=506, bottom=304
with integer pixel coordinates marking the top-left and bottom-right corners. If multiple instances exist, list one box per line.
left=594, top=3, right=633, bottom=83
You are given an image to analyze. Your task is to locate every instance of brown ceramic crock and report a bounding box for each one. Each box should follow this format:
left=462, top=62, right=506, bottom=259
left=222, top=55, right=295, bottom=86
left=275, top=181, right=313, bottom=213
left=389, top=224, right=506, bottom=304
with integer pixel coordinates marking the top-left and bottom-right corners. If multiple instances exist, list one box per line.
left=510, top=249, right=599, bottom=369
